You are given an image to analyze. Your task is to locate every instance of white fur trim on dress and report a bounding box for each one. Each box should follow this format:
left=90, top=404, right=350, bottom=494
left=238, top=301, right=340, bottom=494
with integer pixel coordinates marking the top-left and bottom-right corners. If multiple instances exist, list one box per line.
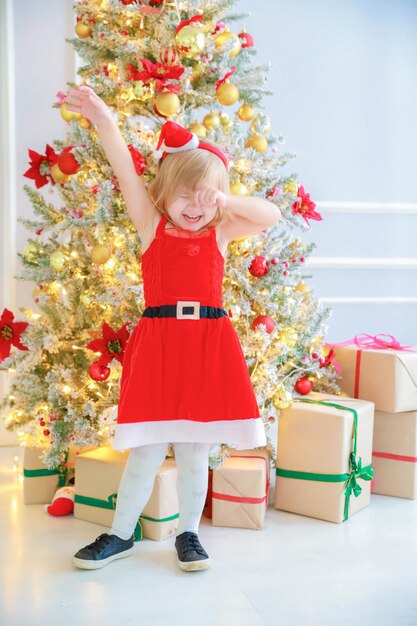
left=110, top=417, right=267, bottom=452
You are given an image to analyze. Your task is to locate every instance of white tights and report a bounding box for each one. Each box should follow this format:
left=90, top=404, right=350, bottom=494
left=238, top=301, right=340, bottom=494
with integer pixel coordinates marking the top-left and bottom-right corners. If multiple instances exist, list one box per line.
left=109, top=442, right=211, bottom=540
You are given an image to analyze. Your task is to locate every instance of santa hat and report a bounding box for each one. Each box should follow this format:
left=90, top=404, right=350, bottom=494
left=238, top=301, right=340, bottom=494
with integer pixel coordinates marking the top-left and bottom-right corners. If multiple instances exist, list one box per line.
left=153, top=120, right=229, bottom=169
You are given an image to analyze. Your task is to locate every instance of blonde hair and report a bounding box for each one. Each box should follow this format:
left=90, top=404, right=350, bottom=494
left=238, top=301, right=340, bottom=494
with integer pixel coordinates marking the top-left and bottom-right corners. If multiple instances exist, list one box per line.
left=147, top=137, right=235, bottom=231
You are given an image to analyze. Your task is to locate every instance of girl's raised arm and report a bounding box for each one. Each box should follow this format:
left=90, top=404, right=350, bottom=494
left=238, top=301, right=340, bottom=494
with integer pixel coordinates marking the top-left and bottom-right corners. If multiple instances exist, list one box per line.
left=63, top=86, right=157, bottom=233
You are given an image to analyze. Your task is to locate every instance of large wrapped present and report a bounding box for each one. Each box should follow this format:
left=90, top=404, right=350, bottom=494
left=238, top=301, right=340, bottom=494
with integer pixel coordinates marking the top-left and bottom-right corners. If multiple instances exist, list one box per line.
left=275, top=392, right=374, bottom=523
left=23, top=444, right=96, bottom=504
left=327, top=334, right=417, bottom=413
left=371, top=409, right=417, bottom=499
left=212, top=448, right=270, bottom=529
left=74, top=446, right=179, bottom=541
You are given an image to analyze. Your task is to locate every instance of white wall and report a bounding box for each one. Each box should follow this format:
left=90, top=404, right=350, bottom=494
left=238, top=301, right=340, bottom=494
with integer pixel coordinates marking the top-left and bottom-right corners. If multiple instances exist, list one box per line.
left=238, top=0, right=417, bottom=342
left=0, top=0, right=75, bottom=444
left=1, top=0, right=416, bottom=441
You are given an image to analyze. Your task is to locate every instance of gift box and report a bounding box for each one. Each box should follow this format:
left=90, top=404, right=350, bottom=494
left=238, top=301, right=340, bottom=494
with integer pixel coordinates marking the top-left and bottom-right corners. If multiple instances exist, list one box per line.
left=371, top=409, right=417, bottom=499
left=328, top=334, right=417, bottom=413
left=212, top=448, right=270, bottom=529
left=23, top=446, right=66, bottom=504
left=74, top=446, right=179, bottom=541
left=22, top=444, right=96, bottom=504
left=275, top=392, right=374, bottom=523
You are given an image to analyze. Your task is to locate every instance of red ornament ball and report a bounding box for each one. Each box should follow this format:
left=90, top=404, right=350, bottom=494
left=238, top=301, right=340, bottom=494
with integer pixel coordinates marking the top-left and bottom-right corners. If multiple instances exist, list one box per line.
left=294, top=376, right=313, bottom=395
left=238, top=30, right=254, bottom=48
left=249, top=256, right=269, bottom=277
left=43, top=429, right=50, bottom=437
left=251, top=314, right=274, bottom=334
left=57, top=147, right=80, bottom=175
left=88, top=360, right=111, bottom=381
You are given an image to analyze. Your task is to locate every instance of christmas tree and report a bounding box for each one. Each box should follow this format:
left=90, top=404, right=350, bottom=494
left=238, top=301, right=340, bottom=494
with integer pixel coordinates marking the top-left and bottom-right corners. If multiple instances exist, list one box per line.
left=0, top=0, right=340, bottom=472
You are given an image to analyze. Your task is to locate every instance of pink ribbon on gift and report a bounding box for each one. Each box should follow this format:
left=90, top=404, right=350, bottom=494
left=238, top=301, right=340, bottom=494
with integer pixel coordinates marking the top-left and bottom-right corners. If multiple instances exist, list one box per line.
left=372, top=451, right=417, bottom=462
left=212, top=455, right=270, bottom=505
left=324, top=333, right=416, bottom=352
left=324, top=333, right=416, bottom=399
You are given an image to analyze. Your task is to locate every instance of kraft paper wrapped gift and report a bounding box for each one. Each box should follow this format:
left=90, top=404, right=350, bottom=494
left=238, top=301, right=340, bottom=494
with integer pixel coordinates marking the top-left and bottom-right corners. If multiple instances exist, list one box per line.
left=212, top=448, right=270, bottom=529
left=275, top=392, right=374, bottom=523
left=23, top=444, right=96, bottom=504
left=327, top=335, right=417, bottom=413
left=74, top=446, right=179, bottom=541
left=371, top=409, right=417, bottom=499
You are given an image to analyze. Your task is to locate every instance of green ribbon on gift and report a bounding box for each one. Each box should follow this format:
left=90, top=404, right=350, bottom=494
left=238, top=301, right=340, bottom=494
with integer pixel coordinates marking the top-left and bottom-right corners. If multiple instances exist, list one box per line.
left=74, top=492, right=180, bottom=542
left=23, top=449, right=70, bottom=487
left=275, top=398, right=374, bottom=521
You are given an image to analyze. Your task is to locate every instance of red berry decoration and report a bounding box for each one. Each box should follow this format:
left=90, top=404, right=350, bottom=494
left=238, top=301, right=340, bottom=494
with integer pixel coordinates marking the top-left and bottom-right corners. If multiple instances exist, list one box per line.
left=88, top=360, right=111, bottom=381
left=294, top=376, right=313, bottom=395
left=57, top=147, right=80, bottom=175
left=43, top=429, right=50, bottom=437
left=249, top=256, right=269, bottom=277
left=252, top=315, right=274, bottom=334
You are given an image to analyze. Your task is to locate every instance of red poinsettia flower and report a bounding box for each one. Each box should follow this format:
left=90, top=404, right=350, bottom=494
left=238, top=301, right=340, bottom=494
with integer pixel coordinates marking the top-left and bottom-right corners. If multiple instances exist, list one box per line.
left=319, top=347, right=341, bottom=374
left=291, top=185, right=323, bottom=226
left=127, top=145, right=147, bottom=176
left=126, top=58, right=184, bottom=93
left=86, top=321, right=130, bottom=366
left=0, top=308, right=29, bottom=362
left=23, top=144, right=59, bottom=188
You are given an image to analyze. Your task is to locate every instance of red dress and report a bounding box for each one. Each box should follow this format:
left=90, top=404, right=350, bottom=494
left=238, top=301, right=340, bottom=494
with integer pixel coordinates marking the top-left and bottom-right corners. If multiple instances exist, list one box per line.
left=111, top=213, right=266, bottom=451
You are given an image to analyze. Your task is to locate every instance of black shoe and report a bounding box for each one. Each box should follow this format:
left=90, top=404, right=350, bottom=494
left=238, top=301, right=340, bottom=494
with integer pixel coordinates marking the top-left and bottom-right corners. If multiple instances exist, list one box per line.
left=72, top=533, right=135, bottom=570
left=174, top=531, right=210, bottom=571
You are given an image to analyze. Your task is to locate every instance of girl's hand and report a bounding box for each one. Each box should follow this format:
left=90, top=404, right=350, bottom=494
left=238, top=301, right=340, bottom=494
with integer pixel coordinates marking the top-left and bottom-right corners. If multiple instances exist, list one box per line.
left=62, top=85, right=112, bottom=127
left=193, top=187, right=227, bottom=211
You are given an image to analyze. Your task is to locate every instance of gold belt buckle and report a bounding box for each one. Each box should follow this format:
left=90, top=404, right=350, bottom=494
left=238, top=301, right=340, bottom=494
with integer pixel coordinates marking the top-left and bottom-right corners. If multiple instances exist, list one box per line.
left=176, top=300, right=201, bottom=319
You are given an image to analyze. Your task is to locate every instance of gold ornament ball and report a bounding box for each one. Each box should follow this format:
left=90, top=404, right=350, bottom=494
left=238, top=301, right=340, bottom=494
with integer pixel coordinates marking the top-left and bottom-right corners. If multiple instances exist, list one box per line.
left=250, top=114, right=271, bottom=135
left=245, top=134, right=268, bottom=153
left=50, top=163, right=70, bottom=184
left=190, top=61, right=204, bottom=84
left=75, top=22, right=92, bottom=38
left=237, top=103, right=255, bottom=122
left=60, top=102, right=82, bottom=122
left=283, top=180, right=299, bottom=194
left=272, top=387, right=293, bottom=410
left=91, top=244, right=112, bottom=265
left=174, top=25, right=205, bottom=58
left=278, top=328, right=299, bottom=348
left=289, top=237, right=302, bottom=250
left=215, top=30, right=241, bottom=58
left=189, top=122, right=207, bottom=137
left=78, top=116, right=91, bottom=129
left=295, top=281, right=309, bottom=293
left=230, top=181, right=249, bottom=195
left=159, top=46, right=181, bottom=66
left=23, top=242, right=39, bottom=263
left=203, top=112, right=220, bottom=129
left=233, top=158, right=252, bottom=174
left=228, top=238, right=252, bottom=256
left=216, top=82, right=239, bottom=106
left=219, top=112, right=232, bottom=129
left=50, top=250, right=66, bottom=271
left=155, top=92, right=180, bottom=117
left=80, top=293, right=92, bottom=306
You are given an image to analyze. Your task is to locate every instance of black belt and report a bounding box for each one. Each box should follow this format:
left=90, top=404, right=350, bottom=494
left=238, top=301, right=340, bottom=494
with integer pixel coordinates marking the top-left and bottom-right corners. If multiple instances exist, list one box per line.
left=142, top=301, right=227, bottom=320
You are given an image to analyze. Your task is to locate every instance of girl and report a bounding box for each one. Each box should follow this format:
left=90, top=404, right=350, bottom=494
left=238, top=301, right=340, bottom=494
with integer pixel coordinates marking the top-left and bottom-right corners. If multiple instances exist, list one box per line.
left=64, top=85, right=280, bottom=572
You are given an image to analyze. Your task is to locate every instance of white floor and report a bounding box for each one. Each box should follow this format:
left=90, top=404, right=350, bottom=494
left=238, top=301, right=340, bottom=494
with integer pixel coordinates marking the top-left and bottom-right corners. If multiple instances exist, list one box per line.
left=1, top=445, right=417, bottom=626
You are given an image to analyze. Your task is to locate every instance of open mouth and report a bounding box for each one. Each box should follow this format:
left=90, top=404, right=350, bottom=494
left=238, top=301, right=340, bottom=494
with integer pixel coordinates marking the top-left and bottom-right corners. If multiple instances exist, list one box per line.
left=183, top=214, right=202, bottom=223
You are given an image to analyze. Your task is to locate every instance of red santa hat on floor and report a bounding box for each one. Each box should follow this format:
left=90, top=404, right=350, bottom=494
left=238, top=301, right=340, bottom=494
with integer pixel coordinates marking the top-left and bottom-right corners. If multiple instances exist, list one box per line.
left=153, top=120, right=229, bottom=169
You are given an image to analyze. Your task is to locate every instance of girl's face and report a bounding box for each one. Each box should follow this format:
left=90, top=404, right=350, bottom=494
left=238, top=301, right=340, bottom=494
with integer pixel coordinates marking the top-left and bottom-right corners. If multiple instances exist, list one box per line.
left=166, top=182, right=219, bottom=230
